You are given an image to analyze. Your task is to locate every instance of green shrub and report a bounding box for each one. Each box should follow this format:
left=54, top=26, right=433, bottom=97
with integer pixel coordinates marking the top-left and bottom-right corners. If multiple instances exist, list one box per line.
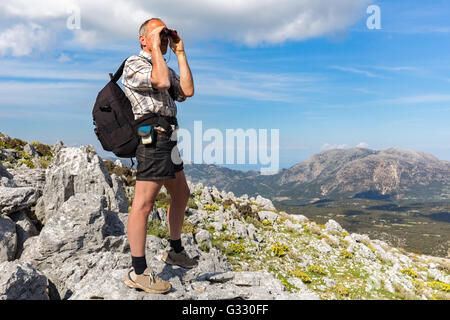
left=188, top=198, right=198, bottom=209
left=262, top=219, right=272, bottom=227
left=36, top=157, right=51, bottom=169
left=308, top=265, right=327, bottom=275
left=223, top=199, right=234, bottom=210
left=103, top=160, right=136, bottom=186
left=18, top=151, right=31, bottom=160
left=182, top=222, right=196, bottom=234
left=226, top=242, right=245, bottom=255
left=245, top=216, right=264, bottom=229
left=334, top=284, right=350, bottom=297
left=1, top=137, right=26, bottom=150
left=400, top=268, right=418, bottom=278
left=270, top=242, right=289, bottom=257
left=428, top=281, right=450, bottom=292
left=31, top=141, right=53, bottom=157
left=340, top=250, right=354, bottom=259
left=204, top=204, right=218, bottom=211
left=19, top=159, right=36, bottom=169
left=155, top=192, right=171, bottom=211
left=292, top=270, right=312, bottom=283
left=147, top=220, right=169, bottom=239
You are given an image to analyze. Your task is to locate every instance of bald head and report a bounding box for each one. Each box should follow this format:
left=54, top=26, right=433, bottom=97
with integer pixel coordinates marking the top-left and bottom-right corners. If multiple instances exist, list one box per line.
left=139, top=18, right=168, bottom=53
left=139, top=18, right=166, bottom=37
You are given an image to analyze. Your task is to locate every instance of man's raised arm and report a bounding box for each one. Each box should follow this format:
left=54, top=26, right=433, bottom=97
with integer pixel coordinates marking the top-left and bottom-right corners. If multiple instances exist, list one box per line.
left=170, top=33, right=194, bottom=97
left=149, top=26, right=171, bottom=90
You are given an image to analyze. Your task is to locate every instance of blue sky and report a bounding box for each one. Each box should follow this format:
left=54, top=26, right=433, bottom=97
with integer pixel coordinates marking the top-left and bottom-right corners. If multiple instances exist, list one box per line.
left=0, top=0, right=449, bottom=171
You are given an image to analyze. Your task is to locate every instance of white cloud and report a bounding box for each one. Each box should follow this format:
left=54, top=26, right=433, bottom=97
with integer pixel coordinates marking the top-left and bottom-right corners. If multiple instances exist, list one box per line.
left=321, top=142, right=370, bottom=151
left=0, top=22, right=50, bottom=56
left=57, top=53, right=72, bottom=63
left=385, top=94, right=450, bottom=104
left=330, top=65, right=384, bottom=78
left=193, top=66, right=320, bottom=103
left=0, top=0, right=371, bottom=55
left=321, top=143, right=348, bottom=151
left=356, top=142, right=369, bottom=148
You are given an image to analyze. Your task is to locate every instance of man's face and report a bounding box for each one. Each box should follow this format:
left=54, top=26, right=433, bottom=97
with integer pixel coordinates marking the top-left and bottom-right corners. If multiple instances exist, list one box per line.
left=143, top=20, right=169, bottom=55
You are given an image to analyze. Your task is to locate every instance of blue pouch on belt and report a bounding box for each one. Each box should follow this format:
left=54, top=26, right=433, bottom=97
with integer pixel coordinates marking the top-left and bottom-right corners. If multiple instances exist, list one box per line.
left=138, top=125, right=155, bottom=144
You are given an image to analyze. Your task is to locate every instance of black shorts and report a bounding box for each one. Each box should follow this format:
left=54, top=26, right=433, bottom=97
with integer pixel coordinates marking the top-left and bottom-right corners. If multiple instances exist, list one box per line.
left=135, top=131, right=184, bottom=181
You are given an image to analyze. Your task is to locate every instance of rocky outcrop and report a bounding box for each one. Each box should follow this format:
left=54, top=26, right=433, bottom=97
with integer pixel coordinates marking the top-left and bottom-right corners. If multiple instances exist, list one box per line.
left=0, top=215, right=17, bottom=262
left=1, top=135, right=449, bottom=300
left=20, top=193, right=129, bottom=298
left=8, top=168, right=46, bottom=196
left=0, top=162, right=15, bottom=187
left=0, top=261, right=49, bottom=300
left=34, top=145, right=128, bottom=224
left=0, top=186, right=37, bottom=216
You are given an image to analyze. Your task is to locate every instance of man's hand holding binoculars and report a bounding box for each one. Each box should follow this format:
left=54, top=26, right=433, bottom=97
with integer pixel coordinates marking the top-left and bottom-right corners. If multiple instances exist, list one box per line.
left=168, top=31, right=184, bottom=56
left=148, top=26, right=184, bottom=56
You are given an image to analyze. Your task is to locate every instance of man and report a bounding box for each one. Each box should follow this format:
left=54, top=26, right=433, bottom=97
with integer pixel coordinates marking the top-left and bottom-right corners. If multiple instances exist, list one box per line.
left=122, top=18, right=196, bottom=294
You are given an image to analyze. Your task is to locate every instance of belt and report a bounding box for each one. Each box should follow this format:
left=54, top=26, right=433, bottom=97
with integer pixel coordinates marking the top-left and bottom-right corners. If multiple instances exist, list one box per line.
left=134, top=112, right=178, bottom=133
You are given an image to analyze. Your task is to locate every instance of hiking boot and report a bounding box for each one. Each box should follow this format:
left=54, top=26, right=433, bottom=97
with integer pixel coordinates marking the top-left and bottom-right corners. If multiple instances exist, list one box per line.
left=161, top=248, right=198, bottom=268
left=124, top=267, right=171, bottom=294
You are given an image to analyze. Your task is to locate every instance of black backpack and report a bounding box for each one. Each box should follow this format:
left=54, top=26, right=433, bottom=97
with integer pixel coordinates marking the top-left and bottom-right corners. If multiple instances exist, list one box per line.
left=92, top=57, right=140, bottom=159
left=92, top=57, right=180, bottom=163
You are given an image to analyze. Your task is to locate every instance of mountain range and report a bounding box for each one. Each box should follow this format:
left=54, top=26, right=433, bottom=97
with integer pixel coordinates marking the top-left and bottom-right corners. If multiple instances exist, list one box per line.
left=183, top=147, right=450, bottom=205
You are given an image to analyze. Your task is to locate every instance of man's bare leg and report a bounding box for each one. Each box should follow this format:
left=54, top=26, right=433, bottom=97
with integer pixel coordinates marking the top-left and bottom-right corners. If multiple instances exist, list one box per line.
left=127, top=180, right=163, bottom=257
left=163, top=170, right=190, bottom=240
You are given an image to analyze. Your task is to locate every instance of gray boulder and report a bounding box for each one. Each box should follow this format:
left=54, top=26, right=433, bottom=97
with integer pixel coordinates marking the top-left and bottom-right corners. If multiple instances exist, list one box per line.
left=202, top=271, right=318, bottom=300
left=9, top=209, right=39, bottom=259
left=195, top=229, right=212, bottom=247
left=0, top=215, right=17, bottom=262
left=34, top=145, right=128, bottom=224
left=0, top=148, right=18, bottom=161
left=20, top=193, right=129, bottom=298
left=0, top=261, right=49, bottom=300
left=157, top=207, right=167, bottom=226
left=0, top=186, right=36, bottom=216
left=0, top=162, right=15, bottom=187
left=254, top=195, right=277, bottom=211
left=325, top=219, right=343, bottom=234
left=258, top=210, right=279, bottom=223
left=8, top=168, right=46, bottom=196
left=23, top=144, right=37, bottom=157
left=52, top=140, right=65, bottom=154
left=0, top=162, right=13, bottom=180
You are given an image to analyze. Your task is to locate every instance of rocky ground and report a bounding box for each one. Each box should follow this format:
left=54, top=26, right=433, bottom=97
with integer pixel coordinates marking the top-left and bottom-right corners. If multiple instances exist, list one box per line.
left=0, top=133, right=449, bottom=300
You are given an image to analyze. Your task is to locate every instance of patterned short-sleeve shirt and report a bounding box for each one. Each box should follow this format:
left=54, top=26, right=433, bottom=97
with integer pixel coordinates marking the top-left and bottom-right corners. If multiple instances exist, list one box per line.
left=122, top=50, right=186, bottom=130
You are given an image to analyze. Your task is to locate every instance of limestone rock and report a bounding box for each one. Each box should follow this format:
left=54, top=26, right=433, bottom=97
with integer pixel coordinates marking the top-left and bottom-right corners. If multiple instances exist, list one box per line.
left=34, top=145, right=128, bottom=224
left=23, top=144, right=37, bottom=157
left=52, top=140, right=65, bottom=154
left=0, top=215, right=17, bottom=262
left=195, top=229, right=212, bottom=247
left=258, top=210, right=279, bottom=223
left=0, top=162, right=13, bottom=180
left=8, top=168, right=46, bottom=196
left=325, top=219, right=343, bottom=234
left=255, top=195, right=277, bottom=211
left=20, top=193, right=129, bottom=298
left=0, top=162, right=15, bottom=187
left=0, top=186, right=37, bottom=216
left=9, top=209, right=39, bottom=259
left=0, top=261, right=49, bottom=300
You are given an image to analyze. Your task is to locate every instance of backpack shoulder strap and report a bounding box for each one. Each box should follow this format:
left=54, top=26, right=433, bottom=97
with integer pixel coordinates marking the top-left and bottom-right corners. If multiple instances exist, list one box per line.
left=109, top=57, right=131, bottom=83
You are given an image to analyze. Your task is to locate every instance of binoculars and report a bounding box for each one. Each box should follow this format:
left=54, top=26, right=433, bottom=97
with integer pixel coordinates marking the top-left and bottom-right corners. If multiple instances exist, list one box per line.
left=161, top=27, right=177, bottom=38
